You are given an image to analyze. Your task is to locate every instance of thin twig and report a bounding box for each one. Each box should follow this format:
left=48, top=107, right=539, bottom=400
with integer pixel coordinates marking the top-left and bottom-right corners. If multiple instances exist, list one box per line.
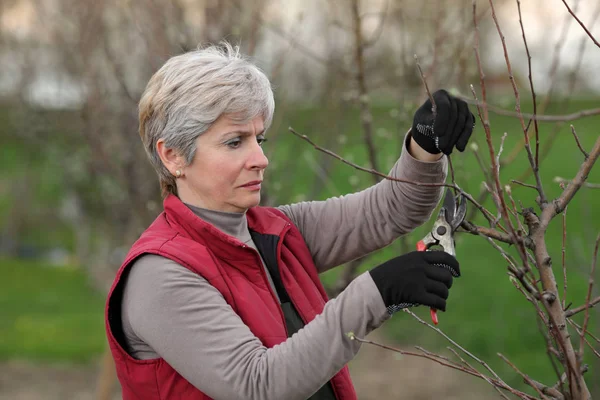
left=346, top=332, right=537, bottom=399
left=460, top=220, right=534, bottom=250
left=570, top=125, right=590, bottom=159
left=579, top=234, right=600, bottom=359
left=498, top=353, right=551, bottom=400
left=470, top=52, right=528, bottom=271
left=553, top=177, right=600, bottom=189
left=505, top=186, right=527, bottom=241
left=562, top=207, right=568, bottom=310
left=351, top=0, right=380, bottom=176
left=565, top=296, right=600, bottom=318
left=289, top=127, right=446, bottom=187
left=403, top=309, right=508, bottom=385
left=543, top=135, right=600, bottom=217
left=414, top=54, right=436, bottom=116
left=510, top=180, right=539, bottom=191
left=457, top=97, right=600, bottom=123
left=289, top=127, right=500, bottom=227
left=447, top=347, right=511, bottom=400
left=561, top=0, right=600, bottom=48
left=568, top=318, right=600, bottom=345
left=488, top=0, right=547, bottom=206
left=568, top=320, right=600, bottom=360
left=516, top=0, right=541, bottom=169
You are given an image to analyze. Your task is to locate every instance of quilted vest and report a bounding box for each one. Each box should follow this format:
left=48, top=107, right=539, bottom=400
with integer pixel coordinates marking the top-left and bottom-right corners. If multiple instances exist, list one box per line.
left=105, top=194, right=357, bottom=399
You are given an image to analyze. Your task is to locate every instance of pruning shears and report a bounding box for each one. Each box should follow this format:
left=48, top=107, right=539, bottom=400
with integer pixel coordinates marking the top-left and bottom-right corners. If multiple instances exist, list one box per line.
left=416, top=189, right=467, bottom=325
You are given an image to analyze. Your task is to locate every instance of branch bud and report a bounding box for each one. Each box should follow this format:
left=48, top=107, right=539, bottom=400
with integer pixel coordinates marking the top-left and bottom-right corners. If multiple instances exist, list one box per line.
left=470, top=142, right=479, bottom=152
left=542, top=291, right=556, bottom=304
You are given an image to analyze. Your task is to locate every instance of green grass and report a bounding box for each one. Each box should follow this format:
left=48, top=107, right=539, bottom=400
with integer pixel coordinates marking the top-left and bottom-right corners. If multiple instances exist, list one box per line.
left=1, top=98, right=599, bottom=395
left=0, top=258, right=107, bottom=363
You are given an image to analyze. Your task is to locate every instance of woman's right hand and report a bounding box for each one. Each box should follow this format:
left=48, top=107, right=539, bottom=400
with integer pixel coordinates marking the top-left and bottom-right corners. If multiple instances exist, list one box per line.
left=368, top=251, right=460, bottom=314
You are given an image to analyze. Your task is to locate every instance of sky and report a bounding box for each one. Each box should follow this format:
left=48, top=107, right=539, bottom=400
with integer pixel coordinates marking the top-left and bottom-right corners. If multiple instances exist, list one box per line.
left=1, top=0, right=599, bottom=108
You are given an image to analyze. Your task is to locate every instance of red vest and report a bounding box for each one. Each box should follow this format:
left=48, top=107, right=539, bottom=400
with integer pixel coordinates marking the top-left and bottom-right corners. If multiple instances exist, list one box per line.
left=105, top=195, right=357, bottom=399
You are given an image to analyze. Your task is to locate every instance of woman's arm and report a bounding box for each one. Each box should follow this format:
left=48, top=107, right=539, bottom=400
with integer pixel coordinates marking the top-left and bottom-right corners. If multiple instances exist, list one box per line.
left=277, top=133, right=447, bottom=273
left=122, top=254, right=389, bottom=400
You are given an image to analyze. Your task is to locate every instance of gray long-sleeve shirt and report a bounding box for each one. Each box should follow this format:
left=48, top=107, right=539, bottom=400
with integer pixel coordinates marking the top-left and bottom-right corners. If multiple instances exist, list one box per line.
left=120, top=135, right=447, bottom=400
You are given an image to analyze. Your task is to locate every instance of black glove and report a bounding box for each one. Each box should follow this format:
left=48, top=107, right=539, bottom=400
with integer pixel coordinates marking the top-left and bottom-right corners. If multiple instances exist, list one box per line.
left=411, top=89, right=475, bottom=155
left=369, top=251, right=460, bottom=315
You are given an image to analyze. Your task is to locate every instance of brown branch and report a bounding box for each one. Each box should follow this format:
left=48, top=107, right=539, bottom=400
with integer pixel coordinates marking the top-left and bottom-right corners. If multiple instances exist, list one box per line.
left=568, top=320, right=600, bottom=361
left=460, top=221, right=534, bottom=250
left=471, top=8, right=529, bottom=268
left=579, top=234, right=599, bottom=359
left=544, top=135, right=600, bottom=217
left=525, top=136, right=600, bottom=398
left=516, top=0, right=541, bottom=169
left=567, top=319, right=600, bottom=345
left=351, top=0, right=380, bottom=176
left=506, top=186, right=527, bottom=243
left=488, top=0, right=547, bottom=206
left=562, top=207, right=568, bottom=310
left=288, top=127, right=500, bottom=228
left=561, top=0, right=600, bottom=48
left=457, top=97, right=600, bottom=123
left=446, top=347, right=512, bottom=400
left=346, top=333, right=537, bottom=400
left=329, top=0, right=385, bottom=296
left=565, top=296, right=600, bottom=318
left=510, top=180, right=538, bottom=191
left=505, top=7, right=599, bottom=186
left=498, top=353, right=552, bottom=400
left=553, top=177, right=600, bottom=189
left=414, top=54, right=436, bottom=116
left=403, top=309, right=508, bottom=386
left=570, top=125, right=590, bottom=160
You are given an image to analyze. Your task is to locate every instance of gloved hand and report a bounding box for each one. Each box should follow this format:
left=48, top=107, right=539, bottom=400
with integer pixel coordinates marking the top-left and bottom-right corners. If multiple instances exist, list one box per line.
left=411, top=89, right=475, bottom=155
left=368, top=251, right=460, bottom=315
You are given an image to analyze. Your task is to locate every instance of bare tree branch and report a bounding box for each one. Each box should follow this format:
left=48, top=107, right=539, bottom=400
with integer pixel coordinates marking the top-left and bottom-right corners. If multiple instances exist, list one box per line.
left=570, top=125, right=590, bottom=160
left=488, top=0, right=547, bottom=206
left=561, top=0, right=600, bottom=48
left=515, top=0, right=541, bottom=169
left=578, top=233, right=599, bottom=360
left=553, top=177, right=600, bottom=189
left=564, top=296, right=600, bottom=318
left=346, top=332, right=538, bottom=400
left=457, top=98, right=600, bottom=123
left=498, top=353, right=552, bottom=400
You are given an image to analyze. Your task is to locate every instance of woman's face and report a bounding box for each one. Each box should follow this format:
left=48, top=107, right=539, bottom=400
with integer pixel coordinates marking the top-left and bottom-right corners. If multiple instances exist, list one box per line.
left=177, top=115, right=269, bottom=213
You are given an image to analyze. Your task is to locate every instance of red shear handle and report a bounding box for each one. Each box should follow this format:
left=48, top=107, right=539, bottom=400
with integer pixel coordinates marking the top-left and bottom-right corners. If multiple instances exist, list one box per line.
left=416, top=240, right=439, bottom=325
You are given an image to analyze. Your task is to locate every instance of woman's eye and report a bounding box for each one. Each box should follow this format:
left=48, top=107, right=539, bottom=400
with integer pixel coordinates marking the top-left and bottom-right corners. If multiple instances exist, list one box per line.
left=226, top=139, right=241, bottom=148
left=257, top=136, right=268, bottom=146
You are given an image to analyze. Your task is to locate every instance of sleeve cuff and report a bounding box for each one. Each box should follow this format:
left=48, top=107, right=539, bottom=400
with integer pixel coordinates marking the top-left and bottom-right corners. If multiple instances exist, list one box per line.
left=396, top=130, right=448, bottom=183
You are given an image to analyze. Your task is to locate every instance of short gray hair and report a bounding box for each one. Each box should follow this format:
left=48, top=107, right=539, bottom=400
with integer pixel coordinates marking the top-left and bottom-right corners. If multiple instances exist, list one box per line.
left=138, top=42, right=275, bottom=197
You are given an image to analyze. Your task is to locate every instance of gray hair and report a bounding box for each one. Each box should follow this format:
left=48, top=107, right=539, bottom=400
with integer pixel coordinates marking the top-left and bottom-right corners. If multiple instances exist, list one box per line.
left=138, top=42, right=275, bottom=197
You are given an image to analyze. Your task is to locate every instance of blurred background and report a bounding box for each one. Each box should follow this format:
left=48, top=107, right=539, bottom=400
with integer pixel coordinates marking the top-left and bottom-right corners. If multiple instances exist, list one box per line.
left=1, top=0, right=599, bottom=399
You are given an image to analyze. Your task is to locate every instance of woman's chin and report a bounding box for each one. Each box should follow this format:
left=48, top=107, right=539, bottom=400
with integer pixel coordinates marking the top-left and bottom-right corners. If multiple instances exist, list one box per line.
left=234, top=194, right=262, bottom=211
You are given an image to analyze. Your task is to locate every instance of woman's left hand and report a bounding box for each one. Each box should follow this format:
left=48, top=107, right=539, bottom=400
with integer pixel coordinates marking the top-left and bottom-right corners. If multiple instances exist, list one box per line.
left=411, top=89, right=476, bottom=156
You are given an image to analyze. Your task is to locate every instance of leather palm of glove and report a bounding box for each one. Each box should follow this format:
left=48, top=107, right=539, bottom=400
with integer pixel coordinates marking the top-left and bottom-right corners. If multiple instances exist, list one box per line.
left=412, top=89, right=476, bottom=155
left=369, top=251, right=460, bottom=315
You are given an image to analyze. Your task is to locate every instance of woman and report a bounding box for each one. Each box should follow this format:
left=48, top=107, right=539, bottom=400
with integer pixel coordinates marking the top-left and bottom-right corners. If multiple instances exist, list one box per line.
left=105, top=42, right=474, bottom=400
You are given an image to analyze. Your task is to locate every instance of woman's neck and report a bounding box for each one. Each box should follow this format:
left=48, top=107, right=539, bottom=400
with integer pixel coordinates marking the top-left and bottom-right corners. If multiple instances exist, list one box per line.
left=185, top=203, right=252, bottom=244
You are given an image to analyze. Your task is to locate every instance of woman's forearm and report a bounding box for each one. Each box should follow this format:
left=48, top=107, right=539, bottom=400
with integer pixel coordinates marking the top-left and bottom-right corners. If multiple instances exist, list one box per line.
left=278, top=132, right=448, bottom=272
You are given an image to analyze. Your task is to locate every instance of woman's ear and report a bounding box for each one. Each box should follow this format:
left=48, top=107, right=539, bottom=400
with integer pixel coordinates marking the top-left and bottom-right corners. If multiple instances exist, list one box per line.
left=156, top=139, right=184, bottom=176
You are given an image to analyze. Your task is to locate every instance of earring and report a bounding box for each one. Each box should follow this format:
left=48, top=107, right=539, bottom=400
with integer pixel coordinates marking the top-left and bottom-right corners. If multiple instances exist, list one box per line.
left=175, top=170, right=182, bottom=178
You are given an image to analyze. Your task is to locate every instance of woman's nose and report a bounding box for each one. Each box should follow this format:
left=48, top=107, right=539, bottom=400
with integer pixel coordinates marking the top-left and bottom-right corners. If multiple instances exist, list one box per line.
left=248, top=142, right=269, bottom=170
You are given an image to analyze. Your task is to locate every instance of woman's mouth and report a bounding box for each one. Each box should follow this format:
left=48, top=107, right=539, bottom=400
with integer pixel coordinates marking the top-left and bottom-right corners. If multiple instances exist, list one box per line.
left=240, top=180, right=262, bottom=190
